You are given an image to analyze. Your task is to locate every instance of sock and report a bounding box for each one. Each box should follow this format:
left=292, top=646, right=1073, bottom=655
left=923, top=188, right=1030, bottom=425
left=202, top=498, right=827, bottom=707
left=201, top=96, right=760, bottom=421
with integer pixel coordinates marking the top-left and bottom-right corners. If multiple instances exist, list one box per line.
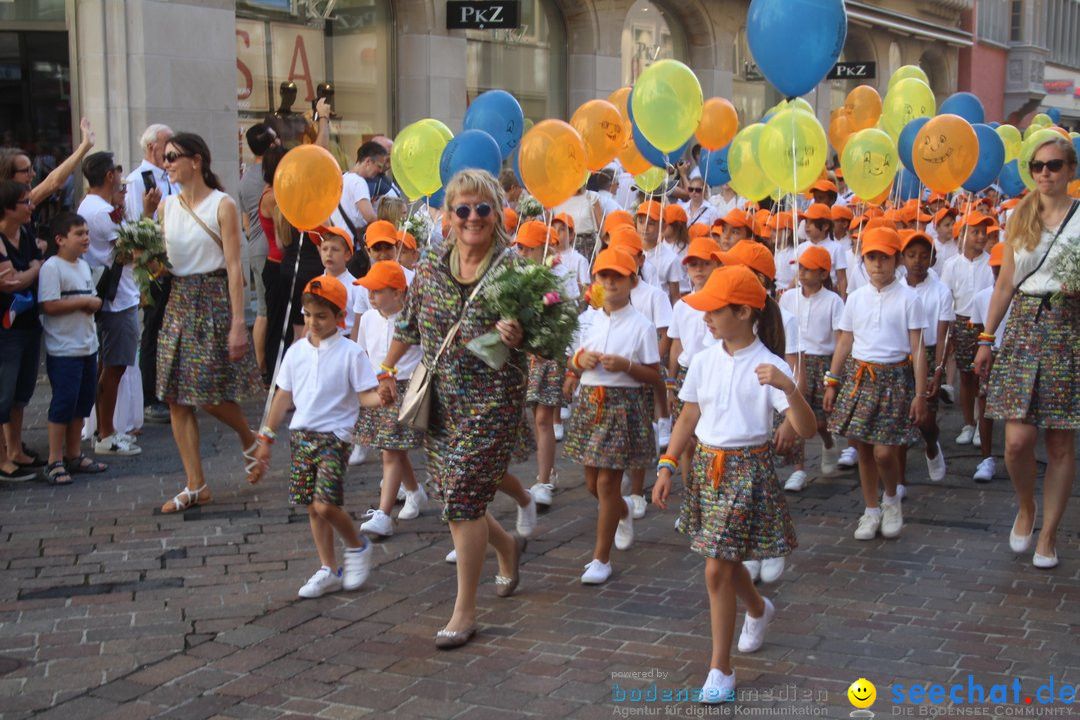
left=881, top=493, right=900, bottom=506
left=864, top=506, right=882, bottom=517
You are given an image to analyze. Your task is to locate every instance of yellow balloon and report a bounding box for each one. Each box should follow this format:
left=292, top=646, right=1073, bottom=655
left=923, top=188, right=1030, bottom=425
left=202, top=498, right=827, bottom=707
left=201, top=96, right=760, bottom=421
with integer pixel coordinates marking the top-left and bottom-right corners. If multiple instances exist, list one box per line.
left=758, top=108, right=828, bottom=194
left=1031, top=113, right=1053, bottom=129
left=631, top=59, right=703, bottom=153
left=727, top=124, right=773, bottom=202
left=881, top=78, right=936, bottom=140
left=518, top=120, right=588, bottom=208
left=634, top=167, right=667, bottom=193
left=840, top=128, right=898, bottom=201
left=420, top=118, right=453, bottom=143
left=789, top=98, right=814, bottom=114
left=888, top=64, right=929, bottom=91
left=273, top=144, right=343, bottom=231
left=996, top=124, right=1022, bottom=163
left=1018, top=127, right=1067, bottom=191
left=391, top=120, right=451, bottom=199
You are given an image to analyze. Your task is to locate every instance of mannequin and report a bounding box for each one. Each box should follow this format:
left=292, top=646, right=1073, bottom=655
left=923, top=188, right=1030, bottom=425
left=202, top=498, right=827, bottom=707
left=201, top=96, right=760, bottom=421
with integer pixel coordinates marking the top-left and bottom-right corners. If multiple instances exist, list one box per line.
left=270, top=82, right=310, bottom=146
left=275, top=81, right=298, bottom=116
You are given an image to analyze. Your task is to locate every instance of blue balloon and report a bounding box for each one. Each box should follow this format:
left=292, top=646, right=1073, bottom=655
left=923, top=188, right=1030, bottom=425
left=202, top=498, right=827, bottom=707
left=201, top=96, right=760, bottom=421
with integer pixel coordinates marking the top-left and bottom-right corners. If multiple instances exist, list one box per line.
left=511, top=147, right=525, bottom=188
left=988, top=121, right=1001, bottom=129
left=626, top=85, right=691, bottom=167
left=698, top=146, right=731, bottom=188
left=898, top=117, right=930, bottom=174
left=428, top=186, right=445, bottom=209
left=998, top=160, right=1025, bottom=197
left=438, top=129, right=502, bottom=186
left=761, top=112, right=776, bottom=124
left=938, top=92, right=985, bottom=125
left=895, top=167, right=922, bottom=201
left=1047, top=107, right=1062, bottom=124
left=746, top=0, right=847, bottom=99
left=962, top=123, right=1006, bottom=192
left=463, top=90, right=524, bottom=158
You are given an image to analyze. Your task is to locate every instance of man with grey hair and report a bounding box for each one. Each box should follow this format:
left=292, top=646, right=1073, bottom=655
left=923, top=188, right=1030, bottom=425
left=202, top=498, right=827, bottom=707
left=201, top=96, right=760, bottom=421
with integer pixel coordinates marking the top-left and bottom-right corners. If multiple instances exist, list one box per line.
left=124, top=123, right=174, bottom=424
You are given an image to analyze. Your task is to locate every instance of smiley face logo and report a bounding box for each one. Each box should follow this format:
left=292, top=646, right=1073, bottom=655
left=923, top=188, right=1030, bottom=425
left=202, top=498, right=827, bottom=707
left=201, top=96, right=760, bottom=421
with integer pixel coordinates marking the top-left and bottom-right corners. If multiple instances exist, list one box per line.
left=847, top=678, right=876, bottom=709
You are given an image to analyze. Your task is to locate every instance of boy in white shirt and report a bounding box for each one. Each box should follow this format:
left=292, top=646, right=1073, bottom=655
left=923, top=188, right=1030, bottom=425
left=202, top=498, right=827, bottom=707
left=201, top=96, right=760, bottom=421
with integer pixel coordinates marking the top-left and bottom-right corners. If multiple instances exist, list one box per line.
left=553, top=213, right=592, bottom=296
left=249, top=275, right=384, bottom=598
left=968, top=242, right=1008, bottom=483
left=795, top=203, right=848, bottom=294
left=311, top=225, right=358, bottom=336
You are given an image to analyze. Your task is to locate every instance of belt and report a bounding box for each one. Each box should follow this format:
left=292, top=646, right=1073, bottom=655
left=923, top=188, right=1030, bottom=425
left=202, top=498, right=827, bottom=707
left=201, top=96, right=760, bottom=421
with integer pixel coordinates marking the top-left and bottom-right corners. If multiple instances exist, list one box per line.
left=590, top=386, right=605, bottom=424
left=699, top=443, right=770, bottom=490
left=849, top=358, right=911, bottom=398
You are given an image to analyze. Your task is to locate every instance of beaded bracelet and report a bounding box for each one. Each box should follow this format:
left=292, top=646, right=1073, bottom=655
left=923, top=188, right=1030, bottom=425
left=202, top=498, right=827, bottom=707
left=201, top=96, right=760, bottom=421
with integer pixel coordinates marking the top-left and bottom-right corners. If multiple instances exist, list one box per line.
left=379, top=363, right=399, bottom=375
left=824, top=370, right=842, bottom=382
left=258, top=426, right=276, bottom=445
left=657, top=457, right=678, bottom=474
left=569, top=348, right=585, bottom=371
left=976, top=340, right=994, bottom=347
left=976, top=332, right=996, bottom=343
left=823, top=375, right=842, bottom=387
left=664, top=378, right=677, bottom=391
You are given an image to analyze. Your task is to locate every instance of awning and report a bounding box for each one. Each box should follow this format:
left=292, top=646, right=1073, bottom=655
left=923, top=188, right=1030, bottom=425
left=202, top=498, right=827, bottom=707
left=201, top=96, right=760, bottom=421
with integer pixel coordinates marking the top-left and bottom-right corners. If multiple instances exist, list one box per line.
left=845, top=2, right=973, bottom=47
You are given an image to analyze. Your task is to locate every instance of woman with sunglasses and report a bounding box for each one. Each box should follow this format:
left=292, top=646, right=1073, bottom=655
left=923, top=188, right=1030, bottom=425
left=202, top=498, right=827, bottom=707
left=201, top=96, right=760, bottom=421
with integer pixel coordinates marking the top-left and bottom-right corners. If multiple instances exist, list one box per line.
left=974, top=136, right=1080, bottom=570
left=155, top=133, right=261, bottom=513
left=679, top=177, right=719, bottom=230
left=378, top=169, right=529, bottom=649
left=0, top=119, right=96, bottom=209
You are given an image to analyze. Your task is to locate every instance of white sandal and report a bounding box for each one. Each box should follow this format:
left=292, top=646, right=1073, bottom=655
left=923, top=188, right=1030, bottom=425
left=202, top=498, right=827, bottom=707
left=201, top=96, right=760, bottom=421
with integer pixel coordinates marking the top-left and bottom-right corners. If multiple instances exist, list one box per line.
left=242, top=441, right=260, bottom=474
left=162, top=485, right=209, bottom=513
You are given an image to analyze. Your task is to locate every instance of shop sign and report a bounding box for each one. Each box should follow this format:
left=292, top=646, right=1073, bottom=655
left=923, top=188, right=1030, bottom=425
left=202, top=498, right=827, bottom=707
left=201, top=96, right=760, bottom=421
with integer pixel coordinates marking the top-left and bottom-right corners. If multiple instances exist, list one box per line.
left=1044, top=79, right=1075, bottom=94
left=446, top=1, right=519, bottom=30
left=827, top=62, right=876, bottom=80
left=236, top=19, right=327, bottom=112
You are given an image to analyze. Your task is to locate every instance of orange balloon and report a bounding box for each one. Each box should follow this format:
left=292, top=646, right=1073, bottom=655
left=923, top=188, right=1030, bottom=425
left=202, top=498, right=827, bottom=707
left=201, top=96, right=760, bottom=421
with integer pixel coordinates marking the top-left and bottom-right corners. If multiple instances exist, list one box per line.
left=829, top=109, right=854, bottom=154
left=617, top=139, right=653, bottom=175
left=519, top=120, right=588, bottom=208
left=571, top=100, right=628, bottom=172
left=274, top=144, right=343, bottom=231
left=845, top=85, right=882, bottom=131
left=1050, top=125, right=1071, bottom=140
left=608, top=87, right=632, bottom=125
left=912, top=114, right=979, bottom=194
left=1070, top=179, right=1080, bottom=198
left=696, top=97, right=739, bottom=151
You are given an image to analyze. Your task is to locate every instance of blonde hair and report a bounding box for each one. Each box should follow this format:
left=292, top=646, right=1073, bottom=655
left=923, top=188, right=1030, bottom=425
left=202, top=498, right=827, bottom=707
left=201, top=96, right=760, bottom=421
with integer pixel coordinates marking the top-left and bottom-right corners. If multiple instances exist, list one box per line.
left=376, top=196, right=407, bottom=226
left=1005, top=136, right=1079, bottom=252
left=443, top=168, right=512, bottom=248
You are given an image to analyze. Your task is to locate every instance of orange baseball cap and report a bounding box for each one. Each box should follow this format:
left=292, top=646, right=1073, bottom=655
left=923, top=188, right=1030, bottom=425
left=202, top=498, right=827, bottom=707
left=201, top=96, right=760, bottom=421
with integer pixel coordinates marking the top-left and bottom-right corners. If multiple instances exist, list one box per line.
left=636, top=200, right=661, bottom=221
left=810, top=179, right=838, bottom=195
left=864, top=206, right=885, bottom=219
left=831, top=205, right=854, bottom=221
left=989, top=241, right=1005, bottom=266
left=986, top=224, right=1001, bottom=237
left=663, top=204, right=688, bottom=224
left=353, top=260, right=407, bottom=292
left=860, top=227, right=902, bottom=256
left=716, top=208, right=752, bottom=230
left=802, top=203, right=832, bottom=222
left=1000, top=197, right=1021, bottom=211
left=715, top=239, right=776, bottom=281
left=834, top=167, right=844, bottom=179
left=365, top=220, right=400, bottom=248
left=684, top=264, right=767, bottom=312
left=400, top=231, right=418, bottom=250
left=515, top=220, right=556, bottom=248
left=688, top=223, right=711, bottom=239
left=963, top=211, right=995, bottom=228
left=768, top=212, right=795, bottom=230
left=927, top=192, right=947, bottom=204
left=932, top=207, right=957, bottom=225
left=683, top=236, right=721, bottom=263
left=602, top=210, right=635, bottom=236
left=553, top=212, right=575, bottom=231
left=899, top=229, right=935, bottom=253
left=310, top=225, right=353, bottom=255
left=592, top=247, right=637, bottom=276
left=503, top=207, right=519, bottom=234
left=607, top=225, right=643, bottom=255
left=899, top=206, right=932, bottom=224
left=303, top=274, right=348, bottom=328
left=799, top=245, right=832, bottom=272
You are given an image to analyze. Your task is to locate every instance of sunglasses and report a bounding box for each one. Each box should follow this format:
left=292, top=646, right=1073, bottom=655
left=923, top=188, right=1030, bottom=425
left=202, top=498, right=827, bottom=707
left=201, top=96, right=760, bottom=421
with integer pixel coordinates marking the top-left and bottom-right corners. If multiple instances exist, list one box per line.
left=13, top=166, right=31, bottom=174
left=688, top=187, right=704, bottom=193
left=163, top=151, right=193, bottom=164
left=1029, top=159, right=1066, bottom=174
left=452, top=202, right=493, bottom=219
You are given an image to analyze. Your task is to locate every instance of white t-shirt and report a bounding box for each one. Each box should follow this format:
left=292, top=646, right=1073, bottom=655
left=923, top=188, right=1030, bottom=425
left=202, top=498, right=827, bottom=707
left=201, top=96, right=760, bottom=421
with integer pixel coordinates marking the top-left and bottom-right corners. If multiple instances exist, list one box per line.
left=970, top=285, right=1009, bottom=350
left=940, top=252, right=994, bottom=317
left=906, top=275, right=955, bottom=347
left=679, top=338, right=794, bottom=447
left=552, top=261, right=580, bottom=300
left=630, top=279, right=672, bottom=331
left=668, top=299, right=712, bottom=367
left=38, top=255, right=99, bottom=357
left=775, top=245, right=799, bottom=290
left=679, top=201, right=720, bottom=229
left=125, top=159, right=176, bottom=223
left=576, top=303, right=660, bottom=388
left=276, top=332, right=378, bottom=440
left=333, top=269, right=358, bottom=335
left=329, top=172, right=371, bottom=234
left=778, top=286, right=844, bottom=356
left=77, top=194, right=140, bottom=313
left=643, top=243, right=681, bottom=291
left=840, top=279, right=927, bottom=364
left=357, top=308, right=422, bottom=380
left=932, top=239, right=959, bottom=273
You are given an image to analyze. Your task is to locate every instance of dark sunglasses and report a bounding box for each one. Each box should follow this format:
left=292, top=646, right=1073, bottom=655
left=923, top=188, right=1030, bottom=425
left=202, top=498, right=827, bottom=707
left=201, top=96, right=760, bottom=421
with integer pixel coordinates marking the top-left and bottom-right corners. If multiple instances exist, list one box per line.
left=163, top=151, right=193, bottom=164
left=688, top=187, right=704, bottom=193
left=452, top=202, right=493, bottom=219
left=1029, top=159, right=1066, bottom=174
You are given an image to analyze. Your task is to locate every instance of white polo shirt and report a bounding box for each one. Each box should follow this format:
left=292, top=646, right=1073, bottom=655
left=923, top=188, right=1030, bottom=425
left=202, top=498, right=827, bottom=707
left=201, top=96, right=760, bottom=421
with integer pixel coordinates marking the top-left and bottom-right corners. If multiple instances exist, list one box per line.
left=276, top=332, right=379, bottom=440
left=576, top=303, right=660, bottom=388
left=357, top=308, right=421, bottom=380
left=679, top=338, right=794, bottom=447
left=559, top=247, right=592, bottom=292
left=643, top=243, right=681, bottom=290
left=630, top=279, right=672, bottom=331
left=970, top=285, right=1009, bottom=350
left=668, top=299, right=712, bottom=367
left=906, top=275, right=955, bottom=347
left=796, top=238, right=848, bottom=284
left=779, top=286, right=844, bottom=356
left=775, top=245, right=799, bottom=290
left=940, top=251, right=994, bottom=317
left=840, top=279, right=927, bottom=364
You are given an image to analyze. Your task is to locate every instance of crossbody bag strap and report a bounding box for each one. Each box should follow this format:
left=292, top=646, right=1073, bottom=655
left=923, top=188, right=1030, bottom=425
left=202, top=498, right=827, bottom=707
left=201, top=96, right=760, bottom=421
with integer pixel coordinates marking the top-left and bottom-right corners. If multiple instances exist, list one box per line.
left=1016, top=199, right=1079, bottom=291
left=429, top=249, right=508, bottom=367
left=177, top=195, right=223, bottom=250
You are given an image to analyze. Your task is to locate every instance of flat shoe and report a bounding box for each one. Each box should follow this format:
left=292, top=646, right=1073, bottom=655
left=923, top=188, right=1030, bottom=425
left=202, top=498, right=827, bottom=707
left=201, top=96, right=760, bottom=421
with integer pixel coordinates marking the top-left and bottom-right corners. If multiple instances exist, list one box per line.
left=435, top=624, right=477, bottom=649
left=1009, top=513, right=1034, bottom=553
left=1033, top=551, right=1058, bottom=569
left=495, top=535, right=527, bottom=598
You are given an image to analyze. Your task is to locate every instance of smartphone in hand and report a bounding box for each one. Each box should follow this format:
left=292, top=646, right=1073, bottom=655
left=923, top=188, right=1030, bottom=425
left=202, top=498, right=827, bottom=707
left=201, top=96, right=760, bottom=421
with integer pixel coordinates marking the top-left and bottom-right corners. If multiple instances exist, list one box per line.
left=141, top=170, right=155, bottom=193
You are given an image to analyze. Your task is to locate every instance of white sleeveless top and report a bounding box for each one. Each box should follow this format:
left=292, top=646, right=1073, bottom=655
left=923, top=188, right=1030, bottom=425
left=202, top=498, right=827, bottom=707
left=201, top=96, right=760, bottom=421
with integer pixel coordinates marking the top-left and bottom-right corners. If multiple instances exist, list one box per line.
left=1015, top=202, right=1080, bottom=296
left=163, top=190, right=230, bottom=277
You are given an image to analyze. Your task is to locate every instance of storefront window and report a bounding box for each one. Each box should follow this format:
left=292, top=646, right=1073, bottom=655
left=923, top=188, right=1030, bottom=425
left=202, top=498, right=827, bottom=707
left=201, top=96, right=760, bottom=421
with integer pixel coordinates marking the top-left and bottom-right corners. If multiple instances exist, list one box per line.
left=0, top=0, right=64, bottom=23
left=236, top=0, right=393, bottom=168
left=620, top=0, right=687, bottom=86
left=466, top=0, right=566, bottom=123
left=0, top=30, right=70, bottom=152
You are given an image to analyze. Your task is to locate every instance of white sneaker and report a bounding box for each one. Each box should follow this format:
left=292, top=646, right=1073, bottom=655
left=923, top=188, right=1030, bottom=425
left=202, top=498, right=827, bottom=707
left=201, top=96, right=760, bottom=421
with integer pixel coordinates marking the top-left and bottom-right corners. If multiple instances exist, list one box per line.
left=821, top=445, right=840, bottom=476
left=516, top=496, right=537, bottom=538
left=342, top=539, right=371, bottom=590
left=560, top=406, right=571, bottom=421
left=298, top=566, right=342, bottom=598
left=614, top=497, right=635, bottom=550
left=398, top=485, right=428, bottom=520
left=783, top=470, right=809, bottom=492
left=445, top=548, right=457, bottom=564
left=972, top=431, right=982, bottom=449
left=743, top=559, right=761, bottom=582
left=656, top=416, right=672, bottom=448
left=360, top=509, right=394, bottom=537
left=530, top=482, right=554, bottom=506
left=348, top=444, right=368, bottom=466
left=94, top=433, right=141, bottom=456
left=737, top=597, right=775, bottom=653
left=955, top=425, right=976, bottom=445
left=701, top=668, right=736, bottom=703
left=973, top=456, right=995, bottom=483
left=881, top=499, right=903, bottom=538
left=759, top=557, right=785, bottom=583
left=630, top=494, right=647, bottom=519
left=895, top=484, right=907, bottom=501
left=940, top=384, right=955, bottom=404
left=926, top=443, right=946, bottom=482
left=621, top=473, right=631, bottom=496
left=854, top=511, right=882, bottom=540
left=396, top=484, right=407, bottom=503
left=838, top=447, right=858, bottom=468
left=553, top=423, right=564, bottom=442
left=581, top=559, right=612, bottom=584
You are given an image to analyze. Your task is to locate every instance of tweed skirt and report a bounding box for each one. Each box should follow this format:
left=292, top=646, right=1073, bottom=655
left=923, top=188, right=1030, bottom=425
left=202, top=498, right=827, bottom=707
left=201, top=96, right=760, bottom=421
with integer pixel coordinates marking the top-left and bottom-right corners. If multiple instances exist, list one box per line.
left=355, top=378, right=424, bottom=451
left=565, top=385, right=656, bottom=469
left=827, top=356, right=919, bottom=446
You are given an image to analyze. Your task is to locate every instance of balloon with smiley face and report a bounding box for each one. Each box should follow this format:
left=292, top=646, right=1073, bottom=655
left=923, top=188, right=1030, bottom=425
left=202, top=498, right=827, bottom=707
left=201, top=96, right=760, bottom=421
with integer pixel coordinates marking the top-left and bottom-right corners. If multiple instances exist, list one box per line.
left=912, top=114, right=979, bottom=193
left=759, top=107, right=827, bottom=194
left=464, top=90, right=523, bottom=159
left=882, top=78, right=936, bottom=141
left=518, top=119, right=587, bottom=209
left=841, top=128, right=897, bottom=201
left=570, top=100, right=627, bottom=172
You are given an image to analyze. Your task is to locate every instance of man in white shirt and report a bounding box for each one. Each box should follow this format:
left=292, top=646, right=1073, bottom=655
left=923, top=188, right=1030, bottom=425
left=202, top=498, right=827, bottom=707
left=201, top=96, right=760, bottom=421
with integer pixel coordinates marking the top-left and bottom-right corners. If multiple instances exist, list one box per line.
left=329, top=140, right=388, bottom=239
left=595, top=169, right=622, bottom=216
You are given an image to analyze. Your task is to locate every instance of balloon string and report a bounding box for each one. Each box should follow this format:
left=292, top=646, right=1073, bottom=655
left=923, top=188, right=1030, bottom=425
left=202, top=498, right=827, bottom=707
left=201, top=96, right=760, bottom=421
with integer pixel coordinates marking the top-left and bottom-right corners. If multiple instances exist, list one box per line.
left=790, top=104, right=802, bottom=386
left=542, top=208, right=554, bottom=264
left=260, top=229, right=307, bottom=429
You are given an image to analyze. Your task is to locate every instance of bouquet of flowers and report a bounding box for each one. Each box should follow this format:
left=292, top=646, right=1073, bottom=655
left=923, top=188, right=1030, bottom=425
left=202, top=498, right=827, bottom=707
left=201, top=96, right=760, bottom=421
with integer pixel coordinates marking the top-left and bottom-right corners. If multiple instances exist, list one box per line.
left=1051, top=237, right=1080, bottom=302
left=466, top=259, right=580, bottom=370
left=114, top=218, right=171, bottom=304
left=517, top=194, right=544, bottom=220
left=401, top=211, right=433, bottom=247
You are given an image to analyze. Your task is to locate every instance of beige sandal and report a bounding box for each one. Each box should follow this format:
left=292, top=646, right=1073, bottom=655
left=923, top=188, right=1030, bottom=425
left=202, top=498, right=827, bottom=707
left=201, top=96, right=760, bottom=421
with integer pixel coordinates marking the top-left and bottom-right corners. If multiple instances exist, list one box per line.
left=161, top=485, right=210, bottom=513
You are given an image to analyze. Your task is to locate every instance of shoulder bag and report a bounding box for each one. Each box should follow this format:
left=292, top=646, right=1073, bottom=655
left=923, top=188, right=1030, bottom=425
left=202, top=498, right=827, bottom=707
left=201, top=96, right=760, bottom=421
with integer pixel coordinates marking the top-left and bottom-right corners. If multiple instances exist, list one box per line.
left=1015, top=199, right=1079, bottom=292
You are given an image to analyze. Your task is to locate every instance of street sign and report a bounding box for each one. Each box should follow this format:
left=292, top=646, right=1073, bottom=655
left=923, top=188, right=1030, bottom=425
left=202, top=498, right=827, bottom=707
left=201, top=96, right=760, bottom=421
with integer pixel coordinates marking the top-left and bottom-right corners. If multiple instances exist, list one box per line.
left=827, top=62, right=876, bottom=80
left=446, top=1, right=519, bottom=30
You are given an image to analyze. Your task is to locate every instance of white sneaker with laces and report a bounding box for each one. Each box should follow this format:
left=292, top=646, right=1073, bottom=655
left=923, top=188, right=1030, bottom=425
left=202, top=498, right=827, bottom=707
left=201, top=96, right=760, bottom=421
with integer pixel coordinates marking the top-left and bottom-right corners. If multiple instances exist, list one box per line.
left=955, top=425, right=976, bottom=445
left=701, top=668, right=736, bottom=703
left=581, top=559, right=612, bottom=584
left=445, top=548, right=457, bottom=564
left=743, top=559, right=761, bottom=582
left=553, top=423, right=564, bottom=442
left=737, top=597, right=775, bottom=653
left=396, top=484, right=407, bottom=503
left=656, top=416, right=672, bottom=448
left=398, top=485, right=428, bottom=520
left=881, top=500, right=903, bottom=538
left=298, top=566, right=342, bottom=598
left=94, top=433, right=141, bottom=456
left=926, top=443, right=946, bottom=482
left=348, top=444, right=368, bottom=466
left=838, top=447, right=858, bottom=468
left=973, top=456, right=995, bottom=483
left=530, top=482, right=554, bottom=507
left=854, top=511, right=882, bottom=540
left=516, top=496, right=537, bottom=538
left=759, top=557, right=785, bottom=583
left=630, top=494, right=646, bottom=519
left=783, top=470, right=809, bottom=492
left=342, top=539, right=371, bottom=590
left=821, top=445, right=840, bottom=476
left=614, top=497, right=635, bottom=550
left=360, top=509, right=393, bottom=537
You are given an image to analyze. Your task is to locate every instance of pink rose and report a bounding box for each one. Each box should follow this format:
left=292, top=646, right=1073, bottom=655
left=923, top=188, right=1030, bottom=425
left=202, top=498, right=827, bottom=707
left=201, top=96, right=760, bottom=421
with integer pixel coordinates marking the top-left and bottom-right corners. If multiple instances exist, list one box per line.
left=543, top=291, right=561, bottom=306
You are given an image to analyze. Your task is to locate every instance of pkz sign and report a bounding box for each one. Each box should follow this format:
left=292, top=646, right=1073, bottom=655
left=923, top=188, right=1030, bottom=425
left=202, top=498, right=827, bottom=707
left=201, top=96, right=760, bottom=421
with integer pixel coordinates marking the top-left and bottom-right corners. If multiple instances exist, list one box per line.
left=827, top=62, right=877, bottom=80
left=446, top=1, right=519, bottom=30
